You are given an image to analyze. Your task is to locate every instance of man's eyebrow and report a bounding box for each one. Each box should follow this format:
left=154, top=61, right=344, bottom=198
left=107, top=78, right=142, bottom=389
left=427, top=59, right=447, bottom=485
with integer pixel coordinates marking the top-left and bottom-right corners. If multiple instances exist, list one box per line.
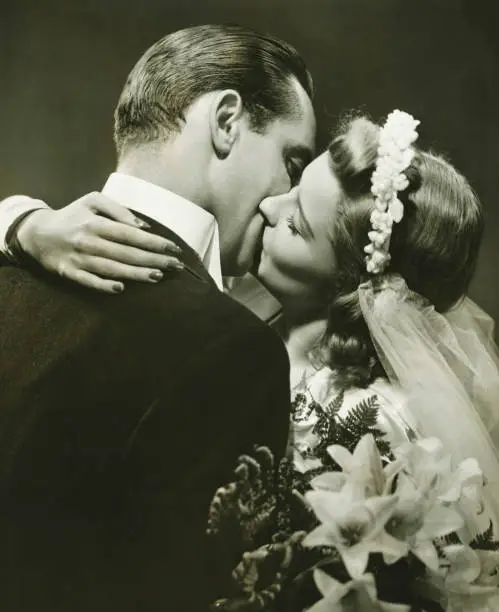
left=296, top=190, right=314, bottom=239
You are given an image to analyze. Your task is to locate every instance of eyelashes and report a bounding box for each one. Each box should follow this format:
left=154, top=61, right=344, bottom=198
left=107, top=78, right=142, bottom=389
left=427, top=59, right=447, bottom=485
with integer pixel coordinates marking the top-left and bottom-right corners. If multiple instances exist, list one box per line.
left=286, top=214, right=299, bottom=236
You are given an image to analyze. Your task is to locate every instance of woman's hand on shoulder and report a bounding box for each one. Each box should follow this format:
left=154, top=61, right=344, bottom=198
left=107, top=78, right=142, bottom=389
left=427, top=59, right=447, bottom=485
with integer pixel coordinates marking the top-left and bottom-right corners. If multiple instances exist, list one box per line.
left=17, top=192, right=184, bottom=294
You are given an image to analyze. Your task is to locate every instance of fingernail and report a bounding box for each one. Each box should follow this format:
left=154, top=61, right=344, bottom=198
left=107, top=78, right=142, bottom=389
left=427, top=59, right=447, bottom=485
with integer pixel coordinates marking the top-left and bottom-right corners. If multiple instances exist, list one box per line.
left=135, top=218, right=151, bottom=229
left=166, top=243, right=182, bottom=255
left=169, top=261, right=184, bottom=271
left=149, top=270, right=163, bottom=282
left=113, top=283, right=124, bottom=293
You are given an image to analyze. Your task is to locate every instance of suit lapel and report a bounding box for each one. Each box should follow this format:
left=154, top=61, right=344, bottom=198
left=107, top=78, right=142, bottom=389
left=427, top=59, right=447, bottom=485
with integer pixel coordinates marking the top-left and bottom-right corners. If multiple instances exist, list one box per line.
left=132, top=211, right=215, bottom=287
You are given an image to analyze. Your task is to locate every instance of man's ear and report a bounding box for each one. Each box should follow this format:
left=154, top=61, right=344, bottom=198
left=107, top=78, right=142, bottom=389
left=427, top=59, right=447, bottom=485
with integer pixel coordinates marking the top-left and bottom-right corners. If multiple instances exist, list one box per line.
left=209, top=90, right=244, bottom=159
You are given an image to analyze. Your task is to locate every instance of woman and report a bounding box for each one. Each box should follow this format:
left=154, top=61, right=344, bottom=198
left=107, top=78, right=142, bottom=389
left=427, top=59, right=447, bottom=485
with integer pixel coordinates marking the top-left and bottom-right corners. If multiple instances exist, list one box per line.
left=254, top=112, right=499, bottom=516
left=3, top=111, right=499, bottom=503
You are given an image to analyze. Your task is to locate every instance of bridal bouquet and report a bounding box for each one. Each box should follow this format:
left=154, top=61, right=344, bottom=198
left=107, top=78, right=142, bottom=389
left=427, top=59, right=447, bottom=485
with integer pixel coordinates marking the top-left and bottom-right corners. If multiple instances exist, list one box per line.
left=206, top=401, right=499, bottom=612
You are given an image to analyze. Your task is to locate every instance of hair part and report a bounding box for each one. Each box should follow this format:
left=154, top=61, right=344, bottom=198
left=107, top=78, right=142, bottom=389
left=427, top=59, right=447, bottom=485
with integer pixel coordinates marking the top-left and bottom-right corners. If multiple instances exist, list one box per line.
left=315, top=115, right=484, bottom=391
left=113, top=24, right=314, bottom=155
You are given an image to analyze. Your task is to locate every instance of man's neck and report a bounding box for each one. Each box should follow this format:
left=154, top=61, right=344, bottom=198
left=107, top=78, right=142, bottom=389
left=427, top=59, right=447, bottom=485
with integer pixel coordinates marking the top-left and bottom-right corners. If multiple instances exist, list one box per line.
left=101, top=171, right=224, bottom=290
left=116, top=144, right=208, bottom=210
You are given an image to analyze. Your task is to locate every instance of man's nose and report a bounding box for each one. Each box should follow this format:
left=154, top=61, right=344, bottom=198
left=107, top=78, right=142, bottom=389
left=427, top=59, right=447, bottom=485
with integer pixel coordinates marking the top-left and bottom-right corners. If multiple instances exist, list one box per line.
left=259, top=195, right=286, bottom=227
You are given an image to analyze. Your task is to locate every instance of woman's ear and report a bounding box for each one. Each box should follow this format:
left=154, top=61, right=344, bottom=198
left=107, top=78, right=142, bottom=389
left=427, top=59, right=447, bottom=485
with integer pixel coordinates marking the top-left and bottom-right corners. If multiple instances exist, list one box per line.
left=209, top=90, right=244, bottom=159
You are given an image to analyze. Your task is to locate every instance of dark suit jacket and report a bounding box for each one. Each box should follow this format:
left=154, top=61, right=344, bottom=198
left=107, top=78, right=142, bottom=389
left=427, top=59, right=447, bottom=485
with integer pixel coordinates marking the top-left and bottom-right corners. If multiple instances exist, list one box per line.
left=0, top=214, right=290, bottom=612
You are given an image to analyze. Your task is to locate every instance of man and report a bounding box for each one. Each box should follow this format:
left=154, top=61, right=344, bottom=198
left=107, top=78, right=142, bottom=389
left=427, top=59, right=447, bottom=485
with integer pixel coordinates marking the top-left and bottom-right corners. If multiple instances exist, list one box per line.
left=0, top=25, right=315, bottom=611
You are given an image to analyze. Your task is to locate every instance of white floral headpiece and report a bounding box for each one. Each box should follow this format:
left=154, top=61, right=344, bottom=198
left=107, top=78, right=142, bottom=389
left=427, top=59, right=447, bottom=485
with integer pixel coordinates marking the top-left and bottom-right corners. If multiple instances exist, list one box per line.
left=364, top=110, right=420, bottom=275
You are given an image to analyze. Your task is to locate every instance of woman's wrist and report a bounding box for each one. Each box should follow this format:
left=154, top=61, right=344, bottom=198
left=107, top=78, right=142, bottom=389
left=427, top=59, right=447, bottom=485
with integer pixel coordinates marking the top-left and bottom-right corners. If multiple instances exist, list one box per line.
left=6, top=208, right=51, bottom=265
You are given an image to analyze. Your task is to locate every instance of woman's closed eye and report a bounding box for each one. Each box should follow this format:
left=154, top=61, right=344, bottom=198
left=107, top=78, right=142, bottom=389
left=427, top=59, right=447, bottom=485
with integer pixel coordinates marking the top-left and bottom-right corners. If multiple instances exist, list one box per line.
left=286, top=213, right=300, bottom=236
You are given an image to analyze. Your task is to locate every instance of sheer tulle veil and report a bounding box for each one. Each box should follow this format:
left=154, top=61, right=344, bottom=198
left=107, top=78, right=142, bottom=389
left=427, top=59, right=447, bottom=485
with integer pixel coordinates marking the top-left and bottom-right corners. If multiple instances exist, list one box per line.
left=358, top=275, right=499, bottom=530
left=349, top=108, right=499, bottom=533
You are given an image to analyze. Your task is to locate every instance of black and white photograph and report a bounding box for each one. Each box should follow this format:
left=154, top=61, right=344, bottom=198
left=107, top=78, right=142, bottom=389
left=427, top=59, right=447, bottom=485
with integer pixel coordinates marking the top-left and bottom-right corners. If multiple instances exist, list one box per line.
left=1, top=1, right=499, bottom=610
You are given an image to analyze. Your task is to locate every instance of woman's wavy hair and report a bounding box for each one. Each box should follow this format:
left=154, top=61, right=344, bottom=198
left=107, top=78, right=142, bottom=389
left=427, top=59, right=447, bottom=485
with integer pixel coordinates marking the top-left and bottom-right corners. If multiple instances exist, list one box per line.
left=315, top=115, right=484, bottom=390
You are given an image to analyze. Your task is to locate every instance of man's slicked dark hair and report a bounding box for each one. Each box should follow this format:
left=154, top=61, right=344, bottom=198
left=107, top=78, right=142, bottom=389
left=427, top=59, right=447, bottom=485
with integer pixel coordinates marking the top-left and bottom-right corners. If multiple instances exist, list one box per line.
left=114, top=24, right=314, bottom=155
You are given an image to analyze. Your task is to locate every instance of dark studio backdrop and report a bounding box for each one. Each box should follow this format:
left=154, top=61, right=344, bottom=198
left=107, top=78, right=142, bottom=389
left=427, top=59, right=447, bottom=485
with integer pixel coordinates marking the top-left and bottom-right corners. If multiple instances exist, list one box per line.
left=1, top=0, right=499, bottom=328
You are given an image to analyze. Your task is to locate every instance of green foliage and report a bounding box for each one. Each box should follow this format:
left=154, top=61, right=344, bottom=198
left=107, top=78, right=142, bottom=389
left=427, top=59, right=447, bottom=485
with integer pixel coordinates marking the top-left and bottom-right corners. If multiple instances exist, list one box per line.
left=311, top=393, right=392, bottom=470
left=471, top=521, right=499, bottom=551
left=206, top=393, right=398, bottom=611
left=437, top=521, right=499, bottom=554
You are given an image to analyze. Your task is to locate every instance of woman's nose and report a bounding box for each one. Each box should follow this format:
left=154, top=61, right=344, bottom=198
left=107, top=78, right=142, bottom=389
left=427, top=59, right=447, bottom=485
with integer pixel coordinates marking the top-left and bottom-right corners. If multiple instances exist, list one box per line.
left=259, top=194, right=287, bottom=227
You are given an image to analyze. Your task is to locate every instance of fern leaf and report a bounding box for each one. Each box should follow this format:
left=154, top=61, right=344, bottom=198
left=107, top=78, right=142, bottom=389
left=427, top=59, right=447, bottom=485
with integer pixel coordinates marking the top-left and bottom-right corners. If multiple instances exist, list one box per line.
left=324, top=390, right=345, bottom=416
left=471, top=521, right=499, bottom=550
left=339, top=395, right=379, bottom=433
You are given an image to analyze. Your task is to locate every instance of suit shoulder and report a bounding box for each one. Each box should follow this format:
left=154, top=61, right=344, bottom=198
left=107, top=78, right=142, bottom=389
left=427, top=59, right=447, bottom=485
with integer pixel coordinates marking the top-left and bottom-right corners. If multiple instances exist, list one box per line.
left=125, top=273, right=276, bottom=331
left=205, top=283, right=285, bottom=349
left=120, top=274, right=286, bottom=360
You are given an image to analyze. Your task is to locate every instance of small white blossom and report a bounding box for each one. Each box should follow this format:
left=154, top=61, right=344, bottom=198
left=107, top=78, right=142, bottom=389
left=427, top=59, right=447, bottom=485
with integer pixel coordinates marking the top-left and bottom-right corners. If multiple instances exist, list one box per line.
left=388, top=197, right=404, bottom=223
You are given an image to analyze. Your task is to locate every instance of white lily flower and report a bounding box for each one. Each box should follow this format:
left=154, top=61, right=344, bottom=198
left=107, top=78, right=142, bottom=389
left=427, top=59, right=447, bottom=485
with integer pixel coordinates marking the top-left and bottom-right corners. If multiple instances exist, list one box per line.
left=308, top=570, right=410, bottom=612
left=434, top=545, right=499, bottom=610
left=303, top=486, right=406, bottom=578
left=382, top=447, right=466, bottom=571
left=327, top=434, right=386, bottom=497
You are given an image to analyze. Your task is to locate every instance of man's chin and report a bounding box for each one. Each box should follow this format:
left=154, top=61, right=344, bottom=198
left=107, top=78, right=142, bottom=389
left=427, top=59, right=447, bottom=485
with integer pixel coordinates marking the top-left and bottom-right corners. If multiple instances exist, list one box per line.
left=223, top=230, right=264, bottom=278
left=249, top=249, right=262, bottom=276
left=222, top=259, right=251, bottom=279
left=249, top=231, right=264, bottom=276
left=224, top=247, right=263, bottom=279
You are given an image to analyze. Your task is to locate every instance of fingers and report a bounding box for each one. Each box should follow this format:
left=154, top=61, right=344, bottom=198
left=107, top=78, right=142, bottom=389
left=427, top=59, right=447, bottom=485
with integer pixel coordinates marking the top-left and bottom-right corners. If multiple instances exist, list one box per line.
left=59, top=254, right=185, bottom=293
left=86, top=216, right=182, bottom=255
left=73, top=234, right=183, bottom=270
left=81, top=255, right=184, bottom=283
left=83, top=192, right=147, bottom=228
left=23, top=190, right=187, bottom=293
left=62, top=267, right=125, bottom=295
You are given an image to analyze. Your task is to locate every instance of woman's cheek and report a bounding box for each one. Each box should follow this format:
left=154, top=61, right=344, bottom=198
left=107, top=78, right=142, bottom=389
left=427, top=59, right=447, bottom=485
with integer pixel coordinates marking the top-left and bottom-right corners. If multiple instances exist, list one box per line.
left=274, top=232, right=298, bottom=271
left=275, top=243, right=313, bottom=283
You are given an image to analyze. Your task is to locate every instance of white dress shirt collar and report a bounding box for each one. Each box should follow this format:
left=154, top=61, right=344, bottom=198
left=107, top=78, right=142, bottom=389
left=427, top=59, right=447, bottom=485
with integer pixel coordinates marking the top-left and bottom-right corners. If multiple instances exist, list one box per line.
left=102, top=172, right=223, bottom=290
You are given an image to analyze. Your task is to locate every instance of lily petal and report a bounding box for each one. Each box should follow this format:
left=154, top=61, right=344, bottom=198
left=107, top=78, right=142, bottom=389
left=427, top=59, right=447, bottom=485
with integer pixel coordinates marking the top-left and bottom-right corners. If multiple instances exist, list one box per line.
left=327, top=445, right=355, bottom=472
left=313, top=568, right=343, bottom=598
left=443, top=544, right=481, bottom=586
left=356, top=434, right=386, bottom=494
left=424, top=503, right=464, bottom=538
left=411, top=532, right=440, bottom=571
left=311, top=471, right=347, bottom=492
left=303, top=524, right=339, bottom=549
left=305, top=490, right=350, bottom=526
left=341, top=544, right=370, bottom=579
left=380, top=602, right=411, bottom=612
left=364, top=495, right=400, bottom=534
left=377, top=530, right=410, bottom=564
